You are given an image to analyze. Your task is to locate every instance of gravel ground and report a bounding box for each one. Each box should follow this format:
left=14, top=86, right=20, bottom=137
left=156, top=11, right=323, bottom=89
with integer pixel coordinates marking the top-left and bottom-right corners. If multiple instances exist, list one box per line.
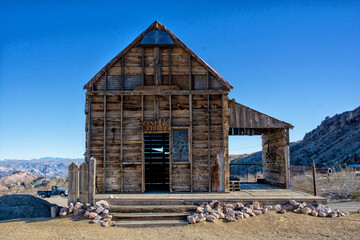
left=328, top=200, right=360, bottom=212
left=0, top=212, right=359, bottom=240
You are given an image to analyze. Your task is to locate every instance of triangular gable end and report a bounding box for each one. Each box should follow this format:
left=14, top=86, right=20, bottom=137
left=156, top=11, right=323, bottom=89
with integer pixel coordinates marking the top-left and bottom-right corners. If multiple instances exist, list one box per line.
left=84, top=20, right=233, bottom=91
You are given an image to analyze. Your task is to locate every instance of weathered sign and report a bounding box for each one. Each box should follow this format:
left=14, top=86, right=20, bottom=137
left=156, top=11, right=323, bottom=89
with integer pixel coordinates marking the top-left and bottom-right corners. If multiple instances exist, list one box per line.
left=143, top=119, right=170, bottom=133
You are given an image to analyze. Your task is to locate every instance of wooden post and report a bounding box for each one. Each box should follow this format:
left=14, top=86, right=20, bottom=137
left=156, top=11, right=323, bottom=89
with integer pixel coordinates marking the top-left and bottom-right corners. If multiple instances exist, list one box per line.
left=169, top=95, right=172, bottom=192
left=121, top=57, right=124, bottom=91
left=141, top=95, right=145, bottom=192
left=285, top=128, right=291, bottom=189
left=103, top=73, right=107, bottom=193
left=208, top=94, right=211, bottom=192
left=87, top=95, right=92, bottom=162
left=189, top=55, right=192, bottom=90
left=89, top=157, right=96, bottom=205
left=169, top=47, right=172, bottom=85
left=120, top=95, right=124, bottom=192
left=154, top=47, right=161, bottom=85
left=68, top=162, right=79, bottom=205
left=79, top=162, right=89, bottom=203
left=141, top=47, right=145, bottom=86
left=189, top=94, right=193, bottom=192
left=312, top=160, right=317, bottom=196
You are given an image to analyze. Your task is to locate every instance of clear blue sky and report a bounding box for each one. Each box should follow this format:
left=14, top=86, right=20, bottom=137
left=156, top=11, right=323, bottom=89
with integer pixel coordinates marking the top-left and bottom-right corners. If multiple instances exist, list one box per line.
left=1, top=1, right=359, bottom=160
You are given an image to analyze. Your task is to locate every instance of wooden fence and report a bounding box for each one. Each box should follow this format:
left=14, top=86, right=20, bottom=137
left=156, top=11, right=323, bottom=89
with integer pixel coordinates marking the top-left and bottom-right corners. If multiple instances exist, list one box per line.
left=68, top=157, right=96, bottom=205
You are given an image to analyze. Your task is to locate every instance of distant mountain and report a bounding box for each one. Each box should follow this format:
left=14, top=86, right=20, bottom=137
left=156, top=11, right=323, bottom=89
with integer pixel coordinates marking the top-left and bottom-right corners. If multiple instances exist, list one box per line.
left=231, top=106, right=360, bottom=168
left=0, top=170, right=43, bottom=186
left=0, top=157, right=84, bottom=178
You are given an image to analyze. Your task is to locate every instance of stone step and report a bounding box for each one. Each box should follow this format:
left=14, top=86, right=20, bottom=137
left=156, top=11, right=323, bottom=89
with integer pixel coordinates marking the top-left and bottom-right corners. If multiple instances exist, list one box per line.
left=112, top=219, right=188, bottom=228
left=110, top=204, right=197, bottom=213
left=112, top=212, right=190, bottom=221
left=103, top=199, right=186, bottom=206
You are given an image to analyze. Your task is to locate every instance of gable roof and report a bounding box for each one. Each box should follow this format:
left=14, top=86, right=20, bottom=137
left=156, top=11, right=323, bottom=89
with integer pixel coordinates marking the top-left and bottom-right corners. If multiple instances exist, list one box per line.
left=84, top=20, right=233, bottom=90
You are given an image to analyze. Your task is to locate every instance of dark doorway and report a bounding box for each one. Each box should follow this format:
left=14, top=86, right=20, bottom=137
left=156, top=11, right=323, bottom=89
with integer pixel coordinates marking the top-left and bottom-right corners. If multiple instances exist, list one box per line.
left=144, top=133, right=169, bottom=192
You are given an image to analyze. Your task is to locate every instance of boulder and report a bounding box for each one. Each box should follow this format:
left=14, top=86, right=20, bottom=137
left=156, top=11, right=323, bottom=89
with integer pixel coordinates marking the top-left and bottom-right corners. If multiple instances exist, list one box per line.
left=86, top=206, right=96, bottom=212
left=245, top=209, right=255, bottom=217
left=209, top=200, right=220, bottom=209
left=236, top=214, right=244, bottom=220
left=316, top=204, right=331, bottom=214
left=73, top=208, right=85, bottom=216
left=279, top=209, right=287, bottom=214
left=234, top=202, right=244, bottom=210
left=95, top=206, right=104, bottom=214
left=59, top=207, right=68, bottom=217
left=94, top=215, right=102, bottom=221
left=311, top=211, right=318, bottom=217
left=103, top=216, right=112, bottom=222
left=318, top=212, right=328, bottom=217
left=293, top=208, right=302, bottom=213
left=211, top=212, right=220, bottom=219
left=74, top=202, right=84, bottom=210
left=187, top=215, right=197, bottom=224
left=253, top=202, right=261, bottom=210
left=243, top=213, right=250, bottom=218
left=205, top=214, right=217, bottom=222
left=196, top=207, right=204, bottom=213
left=307, top=204, right=316, bottom=211
left=261, top=208, right=268, bottom=214
left=204, top=204, right=212, bottom=212
left=95, top=200, right=110, bottom=209
left=289, top=200, right=299, bottom=207
left=302, top=207, right=312, bottom=215
left=83, top=203, right=91, bottom=210
left=328, top=211, right=337, bottom=218
left=84, top=211, right=91, bottom=218
left=89, top=212, right=98, bottom=219
left=216, top=211, right=225, bottom=219
left=225, top=214, right=236, bottom=222
left=283, top=204, right=295, bottom=211
left=91, top=219, right=102, bottom=224
left=101, top=209, right=110, bottom=216
left=275, top=204, right=282, bottom=212
left=252, top=210, right=262, bottom=215
left=197, top=213, right=206, bottom=222
left=68, top=203, right=74, bottom=214
left=101, top=221, right=109, bottom=227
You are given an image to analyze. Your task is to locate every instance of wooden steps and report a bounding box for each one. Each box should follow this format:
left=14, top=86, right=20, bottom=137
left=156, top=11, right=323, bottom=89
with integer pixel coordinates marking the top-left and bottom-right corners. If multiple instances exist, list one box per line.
left=112, top=219, right=188, bottom=228
left=112, top=212, right=190, bottom=221
left=104, top=198, right=194, bottom=227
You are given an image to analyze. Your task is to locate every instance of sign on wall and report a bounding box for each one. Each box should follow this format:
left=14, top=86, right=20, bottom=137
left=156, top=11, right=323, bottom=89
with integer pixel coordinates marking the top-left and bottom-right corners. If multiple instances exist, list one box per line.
left=143, top=119, right=170, bottom=133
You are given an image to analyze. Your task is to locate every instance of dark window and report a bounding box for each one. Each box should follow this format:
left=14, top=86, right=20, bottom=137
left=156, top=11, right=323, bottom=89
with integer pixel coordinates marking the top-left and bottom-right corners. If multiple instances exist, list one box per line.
left=172, top=129, right=189, bottom=162
left=141, top=30, right=173, bottom=45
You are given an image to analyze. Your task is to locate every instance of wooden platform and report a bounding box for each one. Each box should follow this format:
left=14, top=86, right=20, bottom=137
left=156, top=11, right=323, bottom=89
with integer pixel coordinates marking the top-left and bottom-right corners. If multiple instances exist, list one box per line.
left=96, top=184, right=327, bottom=205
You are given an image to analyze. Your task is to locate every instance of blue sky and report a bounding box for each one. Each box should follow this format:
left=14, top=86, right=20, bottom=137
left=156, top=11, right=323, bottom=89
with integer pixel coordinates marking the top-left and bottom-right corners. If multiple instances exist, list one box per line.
left=0, top=1, right=359, bottom=159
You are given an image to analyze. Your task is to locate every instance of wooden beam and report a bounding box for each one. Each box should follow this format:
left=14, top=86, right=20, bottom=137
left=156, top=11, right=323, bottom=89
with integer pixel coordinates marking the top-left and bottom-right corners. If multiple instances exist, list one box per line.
left=189, top=94, right=193, bottom=192
left=169, top=94, right=172, bottom=193
left=221, top=94, right=226, bottom=192
left=103, top=72, right=107, bottom=193
left=121, top=57, right=124, bottom=91
left=87, top=96, right=92, bottom=162
left=169, top=47, right=172, bottom=85
left=141, top=47, right=145, bottom=86
left=120, top=94, right=124, bottom=192
left=154, top=47, right=161, bottom=85
left=208, top=93, right=211, bottom=192
left=87, top=90, right=229, bottom=96
left=189, top=55, right=192, bottom=90
left=141, top=95, right=145, bottom=192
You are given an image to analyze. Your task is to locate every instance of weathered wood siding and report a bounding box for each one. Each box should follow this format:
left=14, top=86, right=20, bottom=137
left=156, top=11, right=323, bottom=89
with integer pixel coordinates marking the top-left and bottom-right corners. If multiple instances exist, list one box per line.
left=262, top=129, right=288, bottom=188
left=85, top=43, right=229, bottom=193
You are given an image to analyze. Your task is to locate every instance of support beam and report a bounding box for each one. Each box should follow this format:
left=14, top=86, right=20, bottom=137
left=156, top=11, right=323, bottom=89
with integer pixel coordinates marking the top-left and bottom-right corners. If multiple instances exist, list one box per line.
left=120, top=95, right=124, bottom=192
left=154, top=47, right=161, bottom=85
left=189, top=55, right=192, bottom=90
left=87, top=95, right=92, bottom=162
left=169, top=94, right=172, bottom=192
left=169, top=47, right=172, bottom=85
left=189, top=94, right=193, bottom=192
left=103, top=72, right=107, bottom=193
left=121, top=57, right=124, bottom=91
left=141, top=47, right=145, bottom=86
left=208, top=94, right=211, bottom=192
left=141, top=95, right=145, bottom=192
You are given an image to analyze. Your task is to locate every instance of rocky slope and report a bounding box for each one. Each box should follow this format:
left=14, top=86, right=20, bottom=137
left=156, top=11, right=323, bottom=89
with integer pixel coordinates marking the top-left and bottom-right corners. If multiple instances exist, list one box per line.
left=231, top=106, right=360, bottom=168
left=0, top=170, right=43, bottom=186
left=0, top=157, right=84, bottom=178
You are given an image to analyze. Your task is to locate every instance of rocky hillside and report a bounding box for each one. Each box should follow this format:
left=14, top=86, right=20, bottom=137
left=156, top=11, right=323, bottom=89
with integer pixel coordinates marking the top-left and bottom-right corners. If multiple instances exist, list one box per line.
left=0, top=170, right=43, bottom=186
left=232, top=106, right=360, bottom=168
left=0, top=157, right=84, bottom=178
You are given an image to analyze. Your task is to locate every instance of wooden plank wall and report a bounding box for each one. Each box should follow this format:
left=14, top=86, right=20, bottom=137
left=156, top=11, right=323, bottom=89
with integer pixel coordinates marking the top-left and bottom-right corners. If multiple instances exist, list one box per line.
left=86, top=43, right=230, bottom=193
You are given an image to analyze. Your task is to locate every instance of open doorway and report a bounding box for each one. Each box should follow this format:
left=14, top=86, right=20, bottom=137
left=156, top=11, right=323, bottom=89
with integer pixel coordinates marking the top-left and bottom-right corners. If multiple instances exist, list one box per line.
left=144, top=133, right=169, bottom=192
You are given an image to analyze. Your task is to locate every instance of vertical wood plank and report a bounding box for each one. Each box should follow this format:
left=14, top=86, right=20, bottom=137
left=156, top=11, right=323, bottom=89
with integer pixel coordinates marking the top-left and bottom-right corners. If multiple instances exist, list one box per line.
left=208, top=94, right=211, bottom=192
left=79, top=162, right=89, bottom=203
left=89, top=157, right=96, bottom=205
left=169, top=47, right=172, bottom=85
left=169, top=94, right=172, bottom=192
left=121, top=57, right=124, bottom=91
left=68, top=162, right=79, bottom=204
left=189, top=94, right=193, bottom=192
left=189, top=55, right=192, bottom=90
left=154, top=47, right=161, bottom=85
left=142, top=47, right=145, bottom=86
left=141, top=95, right=145, bottom=192
left=221, top=94, right=225, bottom=192
left=120, top=94, right=124, bottom=192
left=87, top=95, right=92, bottom=162
left=103, top=72, right=107, bottom=193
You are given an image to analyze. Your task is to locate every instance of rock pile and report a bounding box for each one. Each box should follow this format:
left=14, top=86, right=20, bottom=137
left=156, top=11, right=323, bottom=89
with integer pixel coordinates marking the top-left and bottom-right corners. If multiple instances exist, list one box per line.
left=59, top=200, right=112, bottom=227
left=187, top=200, right=349, bottom=224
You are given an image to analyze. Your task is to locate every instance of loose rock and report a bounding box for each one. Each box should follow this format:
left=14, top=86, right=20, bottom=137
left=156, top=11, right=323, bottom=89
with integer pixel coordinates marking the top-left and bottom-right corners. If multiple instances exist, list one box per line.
left=302, top=207, right=312, bottom=215
left=68, top=203, right=74, bottom=214
left=73, top=208, right=85, bottom=216
left=187, top=215, right=197, bottom=224
left=59, top=207, right=68, bottom=217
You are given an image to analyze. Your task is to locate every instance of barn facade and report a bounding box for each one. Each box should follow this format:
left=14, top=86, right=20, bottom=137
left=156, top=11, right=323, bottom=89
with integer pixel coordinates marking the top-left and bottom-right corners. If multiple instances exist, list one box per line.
left=83, top=21, right=293, bottom=194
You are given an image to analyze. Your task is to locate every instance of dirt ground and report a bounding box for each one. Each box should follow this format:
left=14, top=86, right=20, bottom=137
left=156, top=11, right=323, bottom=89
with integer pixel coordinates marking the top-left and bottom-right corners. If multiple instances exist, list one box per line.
left=0, top=212, right=359, bottom=240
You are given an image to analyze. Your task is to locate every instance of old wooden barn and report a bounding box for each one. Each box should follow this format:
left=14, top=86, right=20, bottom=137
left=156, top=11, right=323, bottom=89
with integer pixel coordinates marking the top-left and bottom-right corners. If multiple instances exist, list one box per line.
left=83, top=21, right=293, bottom=194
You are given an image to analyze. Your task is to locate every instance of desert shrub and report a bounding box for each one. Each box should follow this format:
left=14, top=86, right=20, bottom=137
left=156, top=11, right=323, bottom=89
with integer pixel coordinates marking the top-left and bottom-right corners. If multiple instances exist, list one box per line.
left=318, top=167, right=360, bottom=199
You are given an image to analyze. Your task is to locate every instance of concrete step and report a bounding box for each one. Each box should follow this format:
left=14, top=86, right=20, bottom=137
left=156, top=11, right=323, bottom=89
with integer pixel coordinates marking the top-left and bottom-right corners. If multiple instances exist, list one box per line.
left=104, top=199, right=186, bottom=206
left=110, top=204, right=197, bottom=213
left=112, top=219, right=188, bottom=228
left=112, top=212, right=190, bottom=221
